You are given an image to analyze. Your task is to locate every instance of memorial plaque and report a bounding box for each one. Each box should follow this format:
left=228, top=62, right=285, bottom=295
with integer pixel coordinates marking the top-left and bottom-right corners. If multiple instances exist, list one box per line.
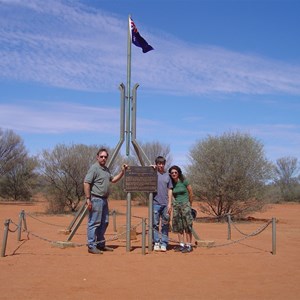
left=124, top=166, right=157, bottom=192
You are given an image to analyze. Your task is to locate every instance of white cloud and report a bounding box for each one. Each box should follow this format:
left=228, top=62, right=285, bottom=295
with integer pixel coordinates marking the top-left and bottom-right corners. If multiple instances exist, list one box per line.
left=0, top=0, right=300, bottom=96
left=0, top=102, right=120, bottom=133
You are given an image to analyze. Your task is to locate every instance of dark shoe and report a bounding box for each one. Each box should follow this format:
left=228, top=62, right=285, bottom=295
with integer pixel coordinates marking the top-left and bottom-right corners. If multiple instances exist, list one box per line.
left=181, top=246, right=193, bottom=253
left=88, top=247, right=103, bottom=254
left=174, top=245, right=185, bottom=252
left=99, top=246, right=114, bottom=252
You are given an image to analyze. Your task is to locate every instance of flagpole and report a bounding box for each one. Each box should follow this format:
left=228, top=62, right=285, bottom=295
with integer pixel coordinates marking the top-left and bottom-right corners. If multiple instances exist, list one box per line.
left=126, top=16, right=132, bottom=252
left=126, top=15, right=132, bottom=156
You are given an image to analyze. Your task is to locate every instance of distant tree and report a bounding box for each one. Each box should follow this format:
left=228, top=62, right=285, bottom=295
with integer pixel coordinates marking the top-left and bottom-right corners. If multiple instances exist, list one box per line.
left=274, top=156, right=300, bottom=201
left=40, top=144, right=125, bottom=213
left=105, top=147, right=127, bottom=201
left=263, top=183, right=282, bottom=204
left=130, top=140, right=172, bottom=168
left=0, top=128, right=37, bottom=201
left=0, top=156, right=38, bottom=200
left=0, top=128, right=26, bottom=176
left=187, top=132, right=273, bottom=218
left=40, top=144, right=96, bottom=212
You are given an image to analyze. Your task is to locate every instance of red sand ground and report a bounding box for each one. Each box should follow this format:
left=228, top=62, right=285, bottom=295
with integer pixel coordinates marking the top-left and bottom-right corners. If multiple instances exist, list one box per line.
left=0, top=197, right=300, bottom=300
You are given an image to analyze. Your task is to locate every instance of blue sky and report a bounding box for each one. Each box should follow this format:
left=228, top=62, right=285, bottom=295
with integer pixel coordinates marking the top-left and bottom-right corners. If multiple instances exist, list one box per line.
left=0, top=0, right=299, bottom=168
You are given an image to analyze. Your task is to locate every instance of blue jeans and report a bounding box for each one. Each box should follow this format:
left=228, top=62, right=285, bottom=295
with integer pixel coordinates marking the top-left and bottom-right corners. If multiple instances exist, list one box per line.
left=87, top=196, right=109, bottom=249
left=153, top=204, right=169, bottom=247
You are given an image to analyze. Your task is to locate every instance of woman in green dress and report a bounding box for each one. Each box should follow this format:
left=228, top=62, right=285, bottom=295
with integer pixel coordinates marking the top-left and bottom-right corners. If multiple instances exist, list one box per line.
left=169, top=165, right=194, bottom=253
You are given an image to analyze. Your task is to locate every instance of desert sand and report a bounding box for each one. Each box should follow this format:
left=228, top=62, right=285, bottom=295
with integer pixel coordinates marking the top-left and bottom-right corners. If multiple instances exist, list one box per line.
left=1, top=197, right=300, bottom=300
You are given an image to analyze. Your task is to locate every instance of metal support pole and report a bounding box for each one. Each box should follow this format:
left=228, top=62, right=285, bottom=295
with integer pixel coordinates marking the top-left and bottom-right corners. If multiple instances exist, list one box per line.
left=126, top=15, right=132, bottom=156
left=66, top=206, right=88, bottom=242
left=66, top=202, right=85, bottom=233
left=148, top=193, right=153, bottom=252
left=272, top=217, right=276, bottom=255
left=131, top=84, right=151, bottom=166
left=227, top=214, right=232, bottom=240
left=1, top=219, right=10, bottom=257
left=107, top=83, right=126, bottom=168
left=17, top=210, right=24, bottom=241
left=142, top=218, right=146, bottom=255
left=112, top=210, right=117, bottom=232
left=22, top=211, right=27, bottom=231
left=64, top=83, right=126, bottom=239
left=191, top=227, right=201, bottom=242
left=126, top=192, right=132, bottom=252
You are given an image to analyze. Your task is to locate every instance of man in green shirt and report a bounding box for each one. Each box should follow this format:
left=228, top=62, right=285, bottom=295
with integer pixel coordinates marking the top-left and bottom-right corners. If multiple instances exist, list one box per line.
left=84, top=148, right=127, bottom=254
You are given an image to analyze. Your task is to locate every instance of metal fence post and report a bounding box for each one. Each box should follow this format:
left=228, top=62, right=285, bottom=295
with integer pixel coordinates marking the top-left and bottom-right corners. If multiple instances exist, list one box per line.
left=17, top=210, right=24, bottom=241
left=112, top=210, right=117, bottom=232
left=227, top=214, right=232, bottom=240
left=272, top=217, right=276, bottom=255
left=1, top=219, right=10, bottom=257
left=142, top=218, right=146, bottom=255
left=148, top=193, right=153, bottom=253
left=126, top=192, right=132, bottom=252
left=22, top=211, right=27, bottom=231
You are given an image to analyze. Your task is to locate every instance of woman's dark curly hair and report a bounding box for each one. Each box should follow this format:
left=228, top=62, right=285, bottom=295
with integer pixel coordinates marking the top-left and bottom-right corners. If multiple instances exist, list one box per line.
left=169, top=165, right=185, bottom=182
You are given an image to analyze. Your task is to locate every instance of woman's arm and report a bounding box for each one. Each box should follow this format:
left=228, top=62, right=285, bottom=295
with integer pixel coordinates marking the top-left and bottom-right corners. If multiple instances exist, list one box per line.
left=187, top=184, right=193, bottom=206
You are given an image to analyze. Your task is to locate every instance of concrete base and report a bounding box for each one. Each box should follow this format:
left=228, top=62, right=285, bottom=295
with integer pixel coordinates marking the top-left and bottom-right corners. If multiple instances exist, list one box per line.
left=196, top=240, right=215, bottom=247
left=51, top=241, right=76, bottom=249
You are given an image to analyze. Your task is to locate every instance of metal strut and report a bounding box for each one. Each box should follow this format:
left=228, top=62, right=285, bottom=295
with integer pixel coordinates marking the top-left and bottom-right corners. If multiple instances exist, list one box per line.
left=64, top=83, right=153, bottom=252
left=65, top=83, right=126, bottom=242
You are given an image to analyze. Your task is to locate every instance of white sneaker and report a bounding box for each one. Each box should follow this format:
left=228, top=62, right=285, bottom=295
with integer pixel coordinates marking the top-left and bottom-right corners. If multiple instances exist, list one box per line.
left=154, top=243, right=160, bottom=251
left=160, top=245, right=167, bottom=252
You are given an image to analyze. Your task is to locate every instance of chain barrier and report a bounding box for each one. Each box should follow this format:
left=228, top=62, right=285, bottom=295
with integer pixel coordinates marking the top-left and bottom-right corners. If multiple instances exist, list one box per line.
left=112, top=210, right=147, bottom=220
left=26, top=212, right=72, bottom=228
left=149, top=216, right=273, bottom=249
left=229, top=219, right=269, bottom=237
left=21, top=219, right=144, bottom=248
left=2, top=209, right=275, bottom=256
left=209, top=219, right=272, bottom=248
left=2, top=210, right=143, bottom=255
left=7, top=219, right=19, bottom=233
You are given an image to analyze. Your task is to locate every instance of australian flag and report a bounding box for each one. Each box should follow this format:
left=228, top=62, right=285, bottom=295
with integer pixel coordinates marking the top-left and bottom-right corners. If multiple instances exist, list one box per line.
left=130, top=17, right=154, bottom=53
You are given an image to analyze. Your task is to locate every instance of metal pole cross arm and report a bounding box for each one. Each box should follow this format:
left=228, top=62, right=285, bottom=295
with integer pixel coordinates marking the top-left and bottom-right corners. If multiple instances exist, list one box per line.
left=64, top=83, right=126, bottom=240
left=66, top=206, right=88, bottom=242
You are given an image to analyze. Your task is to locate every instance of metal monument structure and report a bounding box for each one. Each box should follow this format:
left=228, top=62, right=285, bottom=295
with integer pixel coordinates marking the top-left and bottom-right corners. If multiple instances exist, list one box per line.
left=64, top=15, right=154, bottom=252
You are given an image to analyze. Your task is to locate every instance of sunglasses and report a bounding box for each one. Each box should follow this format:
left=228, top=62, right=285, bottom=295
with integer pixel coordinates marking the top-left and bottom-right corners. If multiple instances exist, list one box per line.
left=99, top=155, right=108, bottom=159
left=170, top=171, right=178, bottom=174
